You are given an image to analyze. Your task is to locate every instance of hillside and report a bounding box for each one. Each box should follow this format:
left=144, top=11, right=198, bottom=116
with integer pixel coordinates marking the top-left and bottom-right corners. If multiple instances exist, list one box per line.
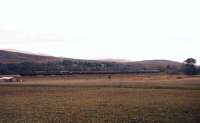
left=101, top=59, right=182, bottom=70
left=134, top=60, right=182, bottom=69
left=0, top=50, right=183, bottom=74
left=0, top=50, right=64, bottom=64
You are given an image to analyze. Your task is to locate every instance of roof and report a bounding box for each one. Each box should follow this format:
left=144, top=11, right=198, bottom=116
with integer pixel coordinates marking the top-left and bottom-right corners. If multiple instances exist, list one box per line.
left=0, top=77, right=15, bottom=80
left=0, top=75, right=21, bottom=77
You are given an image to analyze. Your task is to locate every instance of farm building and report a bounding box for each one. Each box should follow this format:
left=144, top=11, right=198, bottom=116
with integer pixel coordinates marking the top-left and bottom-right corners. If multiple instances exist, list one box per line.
left=0, top=75, right=22, bottom=82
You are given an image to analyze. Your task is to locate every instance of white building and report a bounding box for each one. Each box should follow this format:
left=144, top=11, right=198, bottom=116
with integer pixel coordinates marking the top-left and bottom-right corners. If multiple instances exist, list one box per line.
left=0, top=75, right=22, bottom=82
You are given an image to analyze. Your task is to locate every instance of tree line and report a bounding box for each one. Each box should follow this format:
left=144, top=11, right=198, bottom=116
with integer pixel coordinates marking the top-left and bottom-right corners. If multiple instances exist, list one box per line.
left=0, top=58, right=199, bottom=75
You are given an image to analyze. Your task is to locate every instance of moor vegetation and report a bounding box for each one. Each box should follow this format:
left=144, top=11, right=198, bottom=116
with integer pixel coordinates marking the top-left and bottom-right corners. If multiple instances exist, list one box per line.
left=0, top=75, right=200, bottom=123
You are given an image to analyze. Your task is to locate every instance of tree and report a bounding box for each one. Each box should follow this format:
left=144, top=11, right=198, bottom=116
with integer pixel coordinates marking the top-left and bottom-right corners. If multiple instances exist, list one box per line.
left=183, top=58, right=197, bottom=75
left=184, top=58, right=196, bottom=64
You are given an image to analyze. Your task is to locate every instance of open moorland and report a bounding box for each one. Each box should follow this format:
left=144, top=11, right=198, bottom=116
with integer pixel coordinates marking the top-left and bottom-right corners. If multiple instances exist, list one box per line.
left=0, top=74, right=200, bottom=123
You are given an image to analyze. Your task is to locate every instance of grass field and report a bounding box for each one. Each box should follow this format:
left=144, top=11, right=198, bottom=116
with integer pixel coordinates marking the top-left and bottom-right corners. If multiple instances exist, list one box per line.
left=0, top=74, right=200, bottom=123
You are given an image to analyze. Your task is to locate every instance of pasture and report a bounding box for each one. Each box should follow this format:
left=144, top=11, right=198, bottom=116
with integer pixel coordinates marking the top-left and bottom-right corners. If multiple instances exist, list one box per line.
left=0, top=74, right=200, bottom=123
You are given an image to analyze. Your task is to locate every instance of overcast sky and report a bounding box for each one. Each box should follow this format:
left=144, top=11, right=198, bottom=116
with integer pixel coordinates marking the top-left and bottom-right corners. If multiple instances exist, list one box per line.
left=0, top=0, right=199, bottom=62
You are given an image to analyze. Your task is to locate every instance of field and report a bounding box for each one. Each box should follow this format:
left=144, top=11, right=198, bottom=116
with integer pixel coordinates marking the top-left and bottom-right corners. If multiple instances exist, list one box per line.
left=0, top=74, right=200, bottom=123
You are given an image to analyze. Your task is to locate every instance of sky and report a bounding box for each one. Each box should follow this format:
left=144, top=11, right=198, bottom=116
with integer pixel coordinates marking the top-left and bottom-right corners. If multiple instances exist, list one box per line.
left=0, top=0, right=200, bottom=62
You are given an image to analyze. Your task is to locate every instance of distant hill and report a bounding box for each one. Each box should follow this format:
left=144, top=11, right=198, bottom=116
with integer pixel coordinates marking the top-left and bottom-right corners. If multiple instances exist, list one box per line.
left=134, top=60, right=182, bottom=69
left=0, top=50, right=182, bottom=67
left=0, top=50, right=183, bottom=75
left=101, top=59, right=182, bottom=69
left=0, top=50, right=64, bottom=64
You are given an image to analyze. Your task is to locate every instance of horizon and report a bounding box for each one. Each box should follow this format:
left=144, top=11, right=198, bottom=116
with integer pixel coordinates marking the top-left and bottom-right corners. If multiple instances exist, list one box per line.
left=0, top=0, right=200, bottom=63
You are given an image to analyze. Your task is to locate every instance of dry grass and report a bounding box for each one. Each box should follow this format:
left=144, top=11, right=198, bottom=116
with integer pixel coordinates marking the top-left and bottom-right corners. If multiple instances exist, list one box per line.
left=0, top=74, right=200, bottom=123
